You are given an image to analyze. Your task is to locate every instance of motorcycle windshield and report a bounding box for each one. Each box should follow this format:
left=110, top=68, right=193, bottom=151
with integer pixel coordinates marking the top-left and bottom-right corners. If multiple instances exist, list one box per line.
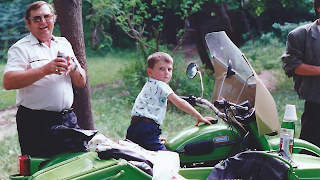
left=205, top=31, right=279, bottom=136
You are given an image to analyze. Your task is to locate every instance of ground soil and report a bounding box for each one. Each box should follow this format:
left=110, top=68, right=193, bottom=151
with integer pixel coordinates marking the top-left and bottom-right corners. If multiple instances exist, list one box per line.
left=0, top=106, right=18, bottom=140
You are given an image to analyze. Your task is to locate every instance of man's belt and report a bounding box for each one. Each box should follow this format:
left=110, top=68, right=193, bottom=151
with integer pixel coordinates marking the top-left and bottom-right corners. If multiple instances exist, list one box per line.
left=19, top=105, right=73, bottom=115
left=131, top=116, right=159, bottom=126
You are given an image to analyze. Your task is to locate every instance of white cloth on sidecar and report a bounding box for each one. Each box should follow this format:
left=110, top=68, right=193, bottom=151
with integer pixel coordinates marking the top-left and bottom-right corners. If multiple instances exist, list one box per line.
left=88, top=134, right=186, bottom=180
left=88, top=134, right=157, bottom=163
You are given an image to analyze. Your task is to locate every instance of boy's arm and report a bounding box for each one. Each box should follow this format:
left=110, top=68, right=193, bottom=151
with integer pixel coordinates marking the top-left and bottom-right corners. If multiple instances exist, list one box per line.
left=168, top=93, right=213, bottom=126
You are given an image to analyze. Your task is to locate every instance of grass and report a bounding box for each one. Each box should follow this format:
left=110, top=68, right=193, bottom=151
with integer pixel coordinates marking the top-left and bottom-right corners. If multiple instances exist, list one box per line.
left=0, top=135, right=20, bottom=179
left=0, top=65, right=17, bottom=110
left=0, top=37, right=305, bottom=178
left=86, top=51, right=132, bottom=86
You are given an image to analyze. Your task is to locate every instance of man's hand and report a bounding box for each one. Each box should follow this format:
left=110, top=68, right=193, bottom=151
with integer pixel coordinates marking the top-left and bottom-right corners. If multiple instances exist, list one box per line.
left=44, top=57, right=68, bottom=75
left=65, top=56, right=77, bottom=75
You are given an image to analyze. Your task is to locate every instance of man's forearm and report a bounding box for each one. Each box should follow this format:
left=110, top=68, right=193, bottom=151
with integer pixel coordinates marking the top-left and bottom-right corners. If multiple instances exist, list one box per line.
left=3, top=68, right=46, bottom=90
left=294, top=63, right=320, bottom=76
left=70, top=67, right=86, bottom=87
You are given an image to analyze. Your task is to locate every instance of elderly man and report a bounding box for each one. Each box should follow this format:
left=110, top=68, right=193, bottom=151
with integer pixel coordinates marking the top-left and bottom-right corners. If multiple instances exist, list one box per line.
left=3, top=1, right=86, bottom=157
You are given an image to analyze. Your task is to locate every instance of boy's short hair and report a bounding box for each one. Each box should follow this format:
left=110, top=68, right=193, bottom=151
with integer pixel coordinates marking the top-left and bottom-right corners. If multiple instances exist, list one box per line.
left=147, top=52, right=173, bottom=69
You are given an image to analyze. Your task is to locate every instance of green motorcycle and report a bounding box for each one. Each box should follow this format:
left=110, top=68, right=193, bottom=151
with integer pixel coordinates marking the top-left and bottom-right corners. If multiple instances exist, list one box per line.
left=9, top=31, right=320, bottom=180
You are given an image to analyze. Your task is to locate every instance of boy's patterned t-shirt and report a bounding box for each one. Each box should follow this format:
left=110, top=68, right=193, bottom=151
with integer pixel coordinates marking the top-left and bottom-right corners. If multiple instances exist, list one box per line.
left=131, top=77, right=174, bottom=125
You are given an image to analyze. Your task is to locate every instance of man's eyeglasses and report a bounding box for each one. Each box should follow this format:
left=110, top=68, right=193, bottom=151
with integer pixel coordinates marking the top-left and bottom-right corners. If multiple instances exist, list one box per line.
left=29, top=14, right=55, bottom=23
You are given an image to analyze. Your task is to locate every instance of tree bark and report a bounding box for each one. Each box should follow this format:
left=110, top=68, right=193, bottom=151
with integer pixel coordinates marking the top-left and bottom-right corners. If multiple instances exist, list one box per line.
left=213, top=2, right=233, bottom=35
left=188, top=13, right=214, bottom=72
left=53, top=0, right=94, bottom=129
left=89, top=7, right=100, bottom=50
left=231, top=2, right=243, bottom=47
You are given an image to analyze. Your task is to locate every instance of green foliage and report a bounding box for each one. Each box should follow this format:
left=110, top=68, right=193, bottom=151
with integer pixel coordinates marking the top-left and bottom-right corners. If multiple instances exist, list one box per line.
left=119, top=54, right=148, bottom=100
left=272, top=21, right=312, bottom=41
left=169, top=54, right=215, bottom=100
left=86, top=49, right=132, bottom=86
left=242, top=0, right=312, bottom=18
left=273, top=90, right=304, bottom=138
left=92, top=94, right=132, bottom=140
left=172, top=0, right=208, bottom=18
left=86, top=0, right=214, bottom=59
left=86, top=0, right=167, bottom=54
left=119, top=51, right=215, bottom=104
left=0, top=64, right=17, bottom=109
left=0, top=0, right=34, bottom=62
left=240, top=32, right=285, bottom=72
left=275, top=72, right=295, bottom=92
left=0, top=135, right=20, bottom=179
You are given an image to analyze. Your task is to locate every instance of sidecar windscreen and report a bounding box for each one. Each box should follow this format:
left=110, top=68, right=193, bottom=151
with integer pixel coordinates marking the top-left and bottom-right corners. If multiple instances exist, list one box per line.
left=205, top=31, right=256, bottom=105
left=205, top=31, right=279, bottom=136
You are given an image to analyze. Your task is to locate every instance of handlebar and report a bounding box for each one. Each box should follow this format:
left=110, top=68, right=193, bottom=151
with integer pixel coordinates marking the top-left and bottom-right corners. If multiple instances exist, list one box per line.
left=180, top=95, right=254, bottom=124
left=180, top=95, right=226, bottom=119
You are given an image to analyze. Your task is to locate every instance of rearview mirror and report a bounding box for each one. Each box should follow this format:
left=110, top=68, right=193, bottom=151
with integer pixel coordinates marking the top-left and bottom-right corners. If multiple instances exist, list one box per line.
left=186, top=63, right=204, bottom=98
left=186, top=63, right=199, bottom=79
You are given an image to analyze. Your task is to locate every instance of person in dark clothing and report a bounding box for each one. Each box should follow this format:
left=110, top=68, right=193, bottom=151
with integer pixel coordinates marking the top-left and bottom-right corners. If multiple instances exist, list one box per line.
left=281, top=0, right=320, bottom=148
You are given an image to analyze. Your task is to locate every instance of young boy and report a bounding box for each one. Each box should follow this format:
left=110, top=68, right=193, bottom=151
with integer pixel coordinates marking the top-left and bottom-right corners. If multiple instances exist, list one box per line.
left=126, top=52, right=213, bottom=151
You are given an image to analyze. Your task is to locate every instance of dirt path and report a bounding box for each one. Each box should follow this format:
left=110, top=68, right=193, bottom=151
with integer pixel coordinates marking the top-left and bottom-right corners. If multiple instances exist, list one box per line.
left=0, top=106, right=17, bottom=140
left=258, top=70, right=276, bottom=91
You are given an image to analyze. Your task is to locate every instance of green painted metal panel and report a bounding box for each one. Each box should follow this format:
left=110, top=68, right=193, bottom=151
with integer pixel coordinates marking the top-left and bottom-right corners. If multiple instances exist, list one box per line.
left=166, top=123, right=243, bottom=163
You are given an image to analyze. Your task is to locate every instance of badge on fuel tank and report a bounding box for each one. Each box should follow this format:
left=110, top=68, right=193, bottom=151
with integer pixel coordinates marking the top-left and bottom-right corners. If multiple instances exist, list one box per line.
left=213, top=135, right=229, bottom=143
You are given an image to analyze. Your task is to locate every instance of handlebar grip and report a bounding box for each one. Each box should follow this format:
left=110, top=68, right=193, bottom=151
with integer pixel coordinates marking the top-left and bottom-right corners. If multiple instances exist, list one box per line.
left=214, top=98, right=228, bottom=109
left=179, top=95, right=197, bottom=106
left=179, top=96, right=190, bottom=101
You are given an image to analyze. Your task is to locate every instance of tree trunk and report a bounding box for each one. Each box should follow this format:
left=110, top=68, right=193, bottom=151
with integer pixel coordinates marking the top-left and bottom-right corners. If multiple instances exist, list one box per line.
left=90, top=7, right=100, bottom=50
left=188, top=13, right=214, bottom=72
left=231, top=2, right=243, bottom=47
left=213, top=2, right=233, bottom=35
left=53, top=0, right=94, bottom=130
left=110, top=19, right=118, bottom=45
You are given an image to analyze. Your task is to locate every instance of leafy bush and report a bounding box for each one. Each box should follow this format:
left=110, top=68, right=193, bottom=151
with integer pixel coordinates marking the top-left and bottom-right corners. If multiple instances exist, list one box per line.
left=272, top=21, right=312, bottom=41
left=0, top=0, right=35, bottom=62
left=119, top=51, right=215, bottom=102
left=170, top=55, right=215, bottom=100
left=118, top=54, right=148, bottom=101
left=240, top=32, right=285, bottom=72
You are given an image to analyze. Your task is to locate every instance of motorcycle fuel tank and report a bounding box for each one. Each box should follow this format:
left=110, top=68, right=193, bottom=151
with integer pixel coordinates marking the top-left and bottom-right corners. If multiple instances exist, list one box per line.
left=166, top=122, right=244, bottom=165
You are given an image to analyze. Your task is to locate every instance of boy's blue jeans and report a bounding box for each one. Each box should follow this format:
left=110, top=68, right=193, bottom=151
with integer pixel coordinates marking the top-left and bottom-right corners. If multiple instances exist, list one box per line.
left=126, top=121, right=166, bottom=151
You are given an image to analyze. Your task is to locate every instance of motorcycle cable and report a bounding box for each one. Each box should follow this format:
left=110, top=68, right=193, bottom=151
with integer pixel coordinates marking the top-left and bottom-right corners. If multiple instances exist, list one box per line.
left=225, top=105, right=248, bottom=156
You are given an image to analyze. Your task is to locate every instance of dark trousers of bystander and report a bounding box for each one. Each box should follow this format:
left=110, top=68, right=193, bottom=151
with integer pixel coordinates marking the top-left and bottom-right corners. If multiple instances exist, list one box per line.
left=300, top=101, right=320, bottom=149
left=16, top=105, right=85, bottom=158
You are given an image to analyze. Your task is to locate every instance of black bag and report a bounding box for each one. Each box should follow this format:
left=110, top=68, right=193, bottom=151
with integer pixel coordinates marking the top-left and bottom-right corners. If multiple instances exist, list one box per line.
left=206, top=151, right=290, bottom=180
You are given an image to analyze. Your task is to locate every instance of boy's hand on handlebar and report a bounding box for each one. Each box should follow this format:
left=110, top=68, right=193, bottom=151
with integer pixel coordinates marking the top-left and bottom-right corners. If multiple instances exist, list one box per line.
left=195, top=116, right=213, bottom=126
